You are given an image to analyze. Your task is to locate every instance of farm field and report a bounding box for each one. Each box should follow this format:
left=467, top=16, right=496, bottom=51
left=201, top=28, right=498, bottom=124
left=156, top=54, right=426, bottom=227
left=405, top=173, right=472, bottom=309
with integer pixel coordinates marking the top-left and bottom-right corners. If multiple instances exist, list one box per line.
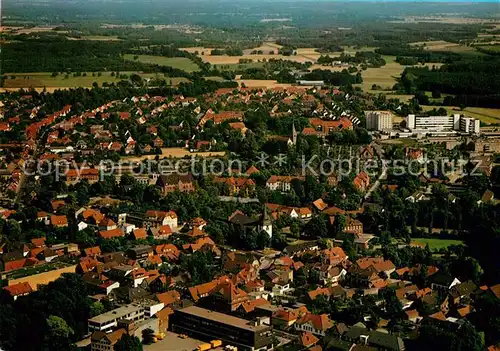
left=213, top=62, right=265, bottom=71
left=410, top=40, right=484, bottom=55
left=67, top=35, right=122, bottom=41
left=411, top=238, right=464, bottom=251
left=180, top=43, right=339, bottom=65
left=1, top=72, right=189, bottom=90
left=123, top=54, right=200, bottom=72
left=356, top=56, right=443, bottom=94
left=236, top=79, right=295, bottom=89
left=341, top=46, right=377, bottom=54
left=421, top=105, right=500, bottom=125
left=476, top=44, right=500, bottom=53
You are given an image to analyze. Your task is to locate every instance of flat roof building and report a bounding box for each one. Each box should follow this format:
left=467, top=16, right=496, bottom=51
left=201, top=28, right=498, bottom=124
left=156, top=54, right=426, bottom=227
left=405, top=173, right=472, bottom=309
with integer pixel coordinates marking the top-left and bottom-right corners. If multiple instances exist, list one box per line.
left=365, top=111, right=393, bottom=131
left=171, top=306, right=273, bottom=351
left=406, top=114, right=480, bottom=135
left=88, top=304, right=145, bottom=333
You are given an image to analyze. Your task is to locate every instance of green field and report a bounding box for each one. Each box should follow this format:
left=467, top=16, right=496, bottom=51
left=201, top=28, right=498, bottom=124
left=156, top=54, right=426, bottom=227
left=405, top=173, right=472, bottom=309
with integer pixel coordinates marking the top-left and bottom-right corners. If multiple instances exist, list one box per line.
left=213, top=62, right=265, bottom=71
left=476, top=45, right=500, bottom=53
left=2, top=72, right=189, bottom=89
left=356, top=55, right=443, bottom=94
left=411, top=238, right=464, bottom=251
left=355, top=55, right=401, bottom=92
left=421, top=105, right=500, bottom=125
left=123, top=54, right=200, bottom=72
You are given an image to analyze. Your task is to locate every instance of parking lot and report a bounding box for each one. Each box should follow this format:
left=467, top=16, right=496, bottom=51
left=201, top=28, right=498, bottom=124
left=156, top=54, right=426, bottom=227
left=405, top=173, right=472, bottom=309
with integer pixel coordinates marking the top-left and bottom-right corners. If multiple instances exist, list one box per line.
left=143, top=332, right=203, bottom=351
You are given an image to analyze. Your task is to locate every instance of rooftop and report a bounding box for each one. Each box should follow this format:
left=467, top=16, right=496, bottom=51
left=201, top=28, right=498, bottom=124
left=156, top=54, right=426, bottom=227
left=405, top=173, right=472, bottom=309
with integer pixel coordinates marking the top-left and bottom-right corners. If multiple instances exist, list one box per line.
left=88, top=303, right=143, bottom=324
left=178, top=305, right=269, bottom=332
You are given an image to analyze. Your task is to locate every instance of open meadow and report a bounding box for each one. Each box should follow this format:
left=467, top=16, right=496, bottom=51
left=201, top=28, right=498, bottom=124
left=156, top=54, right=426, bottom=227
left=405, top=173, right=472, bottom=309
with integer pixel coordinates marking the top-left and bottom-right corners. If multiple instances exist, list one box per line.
left=180, top=43, right=339, bottom=65
left=410, top=40, right=484, bottom=55
left=1, top=72, right=189, bottom=91
left=421, top=105, right=500, bottom=125
left=355, top=55, right=443, bottom=94
left=123, top=54, right=200, bottom=72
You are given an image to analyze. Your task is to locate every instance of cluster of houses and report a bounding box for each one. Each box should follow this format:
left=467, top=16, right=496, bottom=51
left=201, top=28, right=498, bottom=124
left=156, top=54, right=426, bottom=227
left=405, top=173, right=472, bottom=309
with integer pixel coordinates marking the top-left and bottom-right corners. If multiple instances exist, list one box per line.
left=1, top=86, right=500, bottom=351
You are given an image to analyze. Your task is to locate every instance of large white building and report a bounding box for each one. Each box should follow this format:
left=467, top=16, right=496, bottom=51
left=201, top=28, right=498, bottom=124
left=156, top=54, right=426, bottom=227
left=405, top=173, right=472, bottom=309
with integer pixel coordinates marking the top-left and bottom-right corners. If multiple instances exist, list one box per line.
left=365, top=111, right=393, bottom=131
left=406, top=114, right=480, bottom=135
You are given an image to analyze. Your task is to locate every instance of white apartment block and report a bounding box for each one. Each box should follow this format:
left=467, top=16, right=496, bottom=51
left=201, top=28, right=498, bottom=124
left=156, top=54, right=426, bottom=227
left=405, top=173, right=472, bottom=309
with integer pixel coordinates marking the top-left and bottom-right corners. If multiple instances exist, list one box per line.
left=406, top=114, right=480, bottom=135
left=365, top=111, right=393, bottom=131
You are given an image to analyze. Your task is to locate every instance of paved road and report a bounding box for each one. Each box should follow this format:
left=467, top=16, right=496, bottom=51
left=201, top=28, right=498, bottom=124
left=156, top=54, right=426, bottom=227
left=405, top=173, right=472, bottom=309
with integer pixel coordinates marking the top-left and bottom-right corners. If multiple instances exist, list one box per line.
left=364, top=160, right=388, bottom=200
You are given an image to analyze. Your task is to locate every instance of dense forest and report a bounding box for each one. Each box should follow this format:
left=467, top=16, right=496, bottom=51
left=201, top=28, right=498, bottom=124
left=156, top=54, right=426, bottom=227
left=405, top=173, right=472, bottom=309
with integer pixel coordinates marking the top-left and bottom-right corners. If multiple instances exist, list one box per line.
left=394, top=58, right=500, bottom=108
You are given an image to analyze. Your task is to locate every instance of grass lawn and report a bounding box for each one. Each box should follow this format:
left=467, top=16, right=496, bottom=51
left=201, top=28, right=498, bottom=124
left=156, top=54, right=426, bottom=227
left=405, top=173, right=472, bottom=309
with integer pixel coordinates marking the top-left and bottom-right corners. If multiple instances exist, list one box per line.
left=3, top=72, right=189, bottom=89
left=123, top=54, right=200, bottom=72
left=411, top=238, right=464, bottom=251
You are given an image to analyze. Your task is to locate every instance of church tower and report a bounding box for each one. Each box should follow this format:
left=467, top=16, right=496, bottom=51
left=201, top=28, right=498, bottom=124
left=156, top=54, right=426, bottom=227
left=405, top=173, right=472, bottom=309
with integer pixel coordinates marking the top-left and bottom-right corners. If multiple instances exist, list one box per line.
left=258, top=206, right=273, bottom=238
left=292, top=122, right=298, bottom=145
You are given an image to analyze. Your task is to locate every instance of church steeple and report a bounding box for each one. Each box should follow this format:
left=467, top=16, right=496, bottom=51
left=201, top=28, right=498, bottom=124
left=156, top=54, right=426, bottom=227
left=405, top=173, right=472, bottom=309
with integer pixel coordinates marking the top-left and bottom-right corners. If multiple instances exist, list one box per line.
left=259, top=206, right=273, bottom=238
left=292, top=121, right=297, bottom=145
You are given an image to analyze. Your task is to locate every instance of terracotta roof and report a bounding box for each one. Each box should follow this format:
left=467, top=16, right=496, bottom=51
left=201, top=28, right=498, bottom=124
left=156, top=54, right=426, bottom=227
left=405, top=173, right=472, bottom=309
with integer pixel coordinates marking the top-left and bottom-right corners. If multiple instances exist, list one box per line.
left=457, top=305, right=472, bottom=317
left=132, top=228, right=147, bottom=240
left=296, top=313, right=333, bottom=331
left=99, top=228, right=124, bottom=239
left=272, top=309, right=298, bottom=322
left=3, top=282, right=33, bottom=296
left=155, top=307, right=174, bottom=320
left=189, top=280, right=218, bottom=301
left=429, top=311, right=447, bottom=321
left=300, top=332, right=319, bottom=347
left=239, top=298, right=270, bottom=313
left=50, top=215, right=68, bottom=226
left=186, top=227, right=206, bottom=237
left=84, top=246, right=101, bottom=256
left=31, top=237, right=46, bottom=248
left=82, top=209, right=105, bottom=223
left=246, top=166, right=260, bottom=175
left=405, top=309, right=419, bottom=320
left=490, top=284, right=500, bottom=299
left=156, top=290, right=181, bottom=305
left=313, top=198, right=328, bottom=211
left=98, top=218, right=116, bottom=227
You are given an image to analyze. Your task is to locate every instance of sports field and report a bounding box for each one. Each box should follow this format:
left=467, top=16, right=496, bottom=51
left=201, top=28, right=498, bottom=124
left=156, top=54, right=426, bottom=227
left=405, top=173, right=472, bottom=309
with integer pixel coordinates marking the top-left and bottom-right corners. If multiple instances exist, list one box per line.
left=123, top=54, right=200, bottom=72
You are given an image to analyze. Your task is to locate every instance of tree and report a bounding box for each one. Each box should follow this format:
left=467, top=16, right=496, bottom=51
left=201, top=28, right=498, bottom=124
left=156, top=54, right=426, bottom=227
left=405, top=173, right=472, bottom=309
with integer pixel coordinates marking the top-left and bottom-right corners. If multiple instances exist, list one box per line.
left=115, top=334, right=143, bottom=351
left=44, top=315, right=74, bottom=350
left=333, top=214, right=347, bottom=235
left=416, top=319, right=484, bottom=351
left=5, top=219, right=22, bottom=242
left=304, top=214, right=329, bottom=238
left=90, top=301, right=106, bottom=317
left=141, top=328, right=155, bottom=345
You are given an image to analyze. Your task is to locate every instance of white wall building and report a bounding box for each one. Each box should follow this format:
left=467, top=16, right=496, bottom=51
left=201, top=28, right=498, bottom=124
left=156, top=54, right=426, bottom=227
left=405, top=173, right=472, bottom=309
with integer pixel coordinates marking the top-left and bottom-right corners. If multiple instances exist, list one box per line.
left=406, top=114, right=480, bottom=135
left=88, top=304, right=145, bottom=333
left=365, top=111, right=393, bottom=131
